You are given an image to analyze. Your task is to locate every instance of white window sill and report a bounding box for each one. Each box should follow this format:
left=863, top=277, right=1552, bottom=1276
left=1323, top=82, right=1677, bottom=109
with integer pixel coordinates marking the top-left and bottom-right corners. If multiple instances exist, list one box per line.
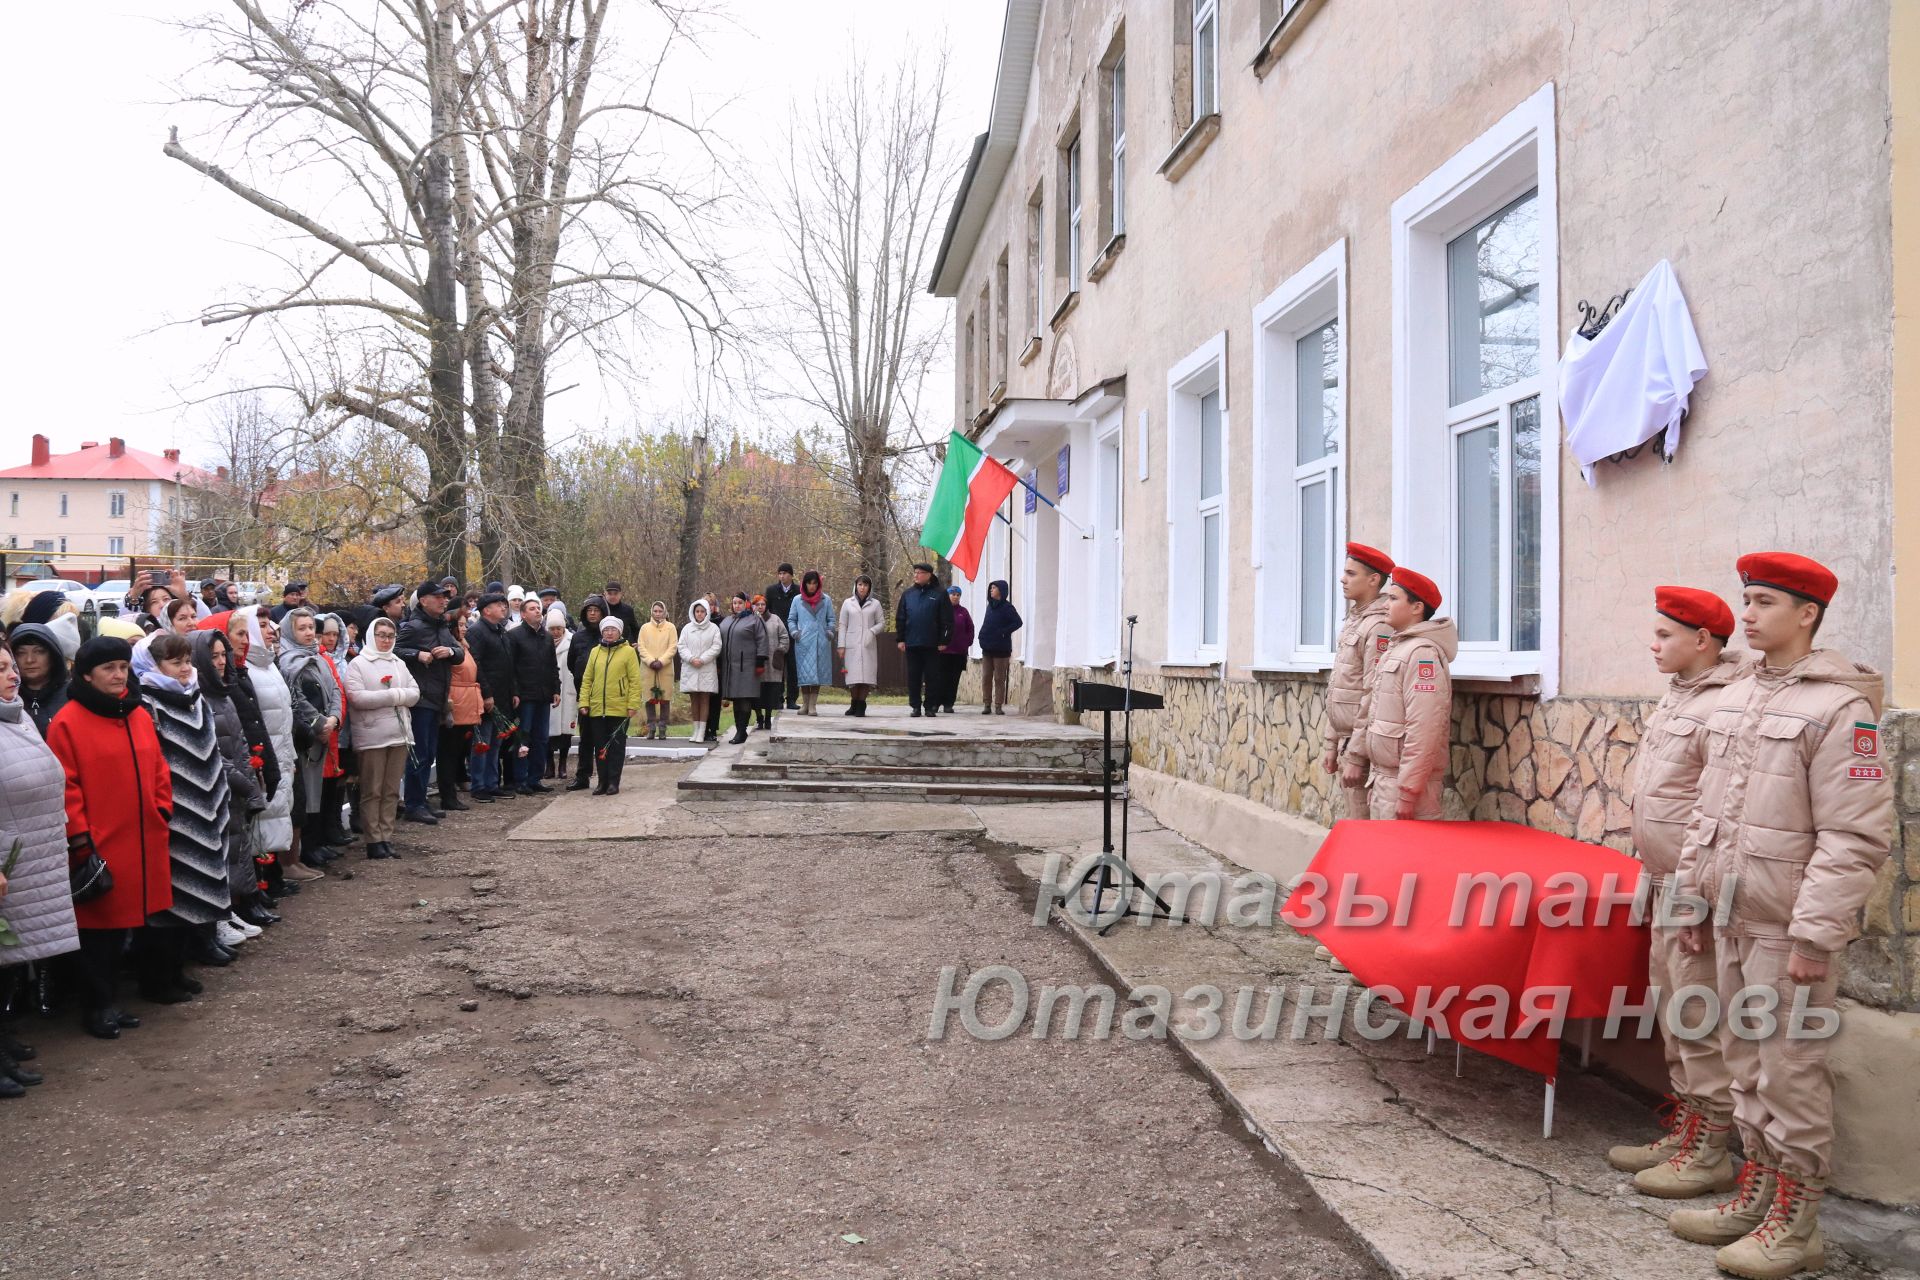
left=1251, top=657, right=1334, bottom=677
left=1159, top=660, right=1222, bottom=678
left=1449, top=652, right=1543, bottom=681
left=1157, top=113, right=1222, bottom=184
left=1049, top=290, right=1081, bottom=330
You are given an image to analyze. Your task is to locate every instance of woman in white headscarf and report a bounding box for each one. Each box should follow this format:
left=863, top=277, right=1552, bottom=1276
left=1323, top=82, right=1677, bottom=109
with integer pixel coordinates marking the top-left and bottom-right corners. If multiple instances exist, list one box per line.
left=676, top=599, right=721, bottom=742
left=546, top=605, right=578, bottom=777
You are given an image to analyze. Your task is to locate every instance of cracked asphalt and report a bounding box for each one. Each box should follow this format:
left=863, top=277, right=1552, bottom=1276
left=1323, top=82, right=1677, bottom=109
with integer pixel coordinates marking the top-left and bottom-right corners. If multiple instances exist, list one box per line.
left=0, top=774, right=1385, bottom=1279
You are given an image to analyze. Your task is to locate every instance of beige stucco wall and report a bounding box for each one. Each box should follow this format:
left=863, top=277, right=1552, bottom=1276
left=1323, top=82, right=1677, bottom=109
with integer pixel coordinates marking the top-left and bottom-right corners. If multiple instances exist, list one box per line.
left=1895, top=0, right=1920, bottom=708
left=0, top=478, right=166, bottom=566
left=949, top=0, right=1895, bottom=700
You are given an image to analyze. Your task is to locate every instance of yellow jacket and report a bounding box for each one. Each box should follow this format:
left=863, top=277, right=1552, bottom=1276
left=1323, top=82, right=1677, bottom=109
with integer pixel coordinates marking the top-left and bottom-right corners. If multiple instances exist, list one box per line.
left=579, top=640, right=644, bottom=718
left=636, top=619, right=679, bottom=699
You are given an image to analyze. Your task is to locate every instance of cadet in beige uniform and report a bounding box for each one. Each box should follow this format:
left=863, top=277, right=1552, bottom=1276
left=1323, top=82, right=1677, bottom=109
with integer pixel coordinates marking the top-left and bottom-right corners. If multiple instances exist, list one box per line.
left=1322, top=542, right=1396, bottom=821
left=1606, top=586, right=1745, bottom=1197
left=1669, top=553, right=1893, bottom=1280
left=1343, top=568, right=1456, bottom=822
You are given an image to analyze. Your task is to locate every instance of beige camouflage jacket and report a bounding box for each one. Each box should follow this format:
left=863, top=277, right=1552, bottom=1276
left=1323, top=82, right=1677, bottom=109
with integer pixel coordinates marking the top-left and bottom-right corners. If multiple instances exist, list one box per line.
left=1674, top=649, right=1894, bottom=961
left=1629, top=654, right=1750, bottom=881
left=1344, top=617, right=1459, bottom=808
left=1326, top=594, right=1394, bottom=758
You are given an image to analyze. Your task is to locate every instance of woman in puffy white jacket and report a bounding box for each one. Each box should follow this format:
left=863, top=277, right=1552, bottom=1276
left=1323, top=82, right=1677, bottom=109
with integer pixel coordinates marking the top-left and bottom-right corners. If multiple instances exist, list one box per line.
left=546, top=606, right=578, bottom=778
left=344, top=617, right=419, bottom=860
left=676, top=599, right=722, bottom=740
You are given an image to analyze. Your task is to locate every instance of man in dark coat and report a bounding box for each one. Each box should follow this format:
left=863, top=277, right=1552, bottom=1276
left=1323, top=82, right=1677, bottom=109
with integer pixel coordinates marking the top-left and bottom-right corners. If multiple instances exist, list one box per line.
left=506, top=598, right=559, bottom=794
left=763, top=564, right=802, bottom=710
left=894, top=563, right=954, bottom=718
left=394, top=581, right=464, bottom=818
left=270, top=581, right=309, bottom=624
left=464, top=593, right=518, bottom=801
left=602, top=581, right=640, bottom=645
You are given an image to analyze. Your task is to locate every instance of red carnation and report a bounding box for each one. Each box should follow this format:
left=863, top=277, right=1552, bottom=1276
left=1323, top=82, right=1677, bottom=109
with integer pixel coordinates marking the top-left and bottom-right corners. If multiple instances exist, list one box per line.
left=476, top=742, right=491, bottom=753
left=380, top=674, right=394, bottom=686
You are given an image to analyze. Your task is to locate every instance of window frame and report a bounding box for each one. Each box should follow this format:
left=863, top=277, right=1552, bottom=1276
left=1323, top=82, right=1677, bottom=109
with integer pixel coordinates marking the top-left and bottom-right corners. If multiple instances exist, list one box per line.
left=1065, top=132, right=1084, bottom=285
left=109, top=489, right=127, bottom=518
left=58, top=492, right=69, bottom=518
left=1251, top=240, right=1348, bottom=670
left=1192, top=0, right=1220, bottom=121
left=108, top=535, right=125, bottom=556
left=1390, top=82, right=1560, bottom=690
left=1110, top=57, right=1127, bottom=238
left=1165, top=330, right=1230, bottom=667
left=7, top=492, right=16, bottom=517
left=1025, top=185, right=1045, bottom=341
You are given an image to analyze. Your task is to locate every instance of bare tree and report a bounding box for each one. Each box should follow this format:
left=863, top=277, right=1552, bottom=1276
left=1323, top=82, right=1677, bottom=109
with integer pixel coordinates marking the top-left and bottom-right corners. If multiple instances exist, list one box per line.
left=166, top=0, right=730, bottom=581
left=761, top=50, right=959, bottom=610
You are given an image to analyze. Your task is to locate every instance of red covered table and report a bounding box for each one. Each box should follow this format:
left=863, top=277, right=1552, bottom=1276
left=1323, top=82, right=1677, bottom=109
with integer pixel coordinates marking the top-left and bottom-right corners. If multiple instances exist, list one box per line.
left=1280, top=820, right=1651, bottom=1128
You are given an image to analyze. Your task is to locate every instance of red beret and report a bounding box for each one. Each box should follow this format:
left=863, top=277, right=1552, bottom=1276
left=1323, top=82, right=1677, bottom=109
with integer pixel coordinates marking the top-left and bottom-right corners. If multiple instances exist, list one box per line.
left=1654, top=586, right=1734, bottom=641
left=1392, top=568, right=1442, bottom=613
left=1345, top=542, right=1394, bottom=577
left=1736, top=552, right=1837, bottom=607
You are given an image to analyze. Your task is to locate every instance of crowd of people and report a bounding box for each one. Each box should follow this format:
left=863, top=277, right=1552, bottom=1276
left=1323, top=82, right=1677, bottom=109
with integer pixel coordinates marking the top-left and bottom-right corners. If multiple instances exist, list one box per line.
left=0, top=558, right=1026, bottom=1093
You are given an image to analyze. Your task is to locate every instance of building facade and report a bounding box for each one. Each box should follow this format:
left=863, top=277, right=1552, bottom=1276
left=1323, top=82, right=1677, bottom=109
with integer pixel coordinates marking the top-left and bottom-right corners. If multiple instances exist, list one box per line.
left=0, top=435, right=211, bottom=576
left=932, top=0, right=1919, bottom=1204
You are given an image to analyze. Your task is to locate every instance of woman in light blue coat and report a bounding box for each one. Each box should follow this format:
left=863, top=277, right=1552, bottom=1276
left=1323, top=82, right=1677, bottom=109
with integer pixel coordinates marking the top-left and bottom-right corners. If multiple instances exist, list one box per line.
left=784, top=570, right=836, bottom=716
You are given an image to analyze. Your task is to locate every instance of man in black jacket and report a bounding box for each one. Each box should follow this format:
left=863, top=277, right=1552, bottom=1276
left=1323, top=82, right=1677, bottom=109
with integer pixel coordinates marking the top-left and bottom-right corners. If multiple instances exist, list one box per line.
left=602, top=581, right=640, bottom=645
left=506, top=597, right=559, bottom=794
left=894, top=563, right=954, bottom=717
left=394, top=581, right=464, bottom=820
left=465, top=593, right=518, bottom=800
left=764, top=563, right=801, bottom=709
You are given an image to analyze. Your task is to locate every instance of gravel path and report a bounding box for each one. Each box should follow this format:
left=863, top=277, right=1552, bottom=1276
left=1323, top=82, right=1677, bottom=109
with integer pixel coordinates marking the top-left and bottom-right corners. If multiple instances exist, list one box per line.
left=1, top=770, right=1385, bottom=1278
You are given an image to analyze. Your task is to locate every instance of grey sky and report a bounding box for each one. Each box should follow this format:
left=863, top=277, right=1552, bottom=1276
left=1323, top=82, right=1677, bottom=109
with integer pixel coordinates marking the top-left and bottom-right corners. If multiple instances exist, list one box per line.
left=2, top=1, right=1002, bottom=464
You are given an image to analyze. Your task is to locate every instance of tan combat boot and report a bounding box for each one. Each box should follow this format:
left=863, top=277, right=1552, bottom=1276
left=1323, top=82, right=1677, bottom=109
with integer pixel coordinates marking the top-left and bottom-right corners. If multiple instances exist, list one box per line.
left=1713, top=1170, right=1825, bottom=1279
left=1634, top=1107, right=1738, bottom=1197
left=1606, top=1094, right=1694, bottom=1173
left=1669, top=1146, right=1778, bottom=1245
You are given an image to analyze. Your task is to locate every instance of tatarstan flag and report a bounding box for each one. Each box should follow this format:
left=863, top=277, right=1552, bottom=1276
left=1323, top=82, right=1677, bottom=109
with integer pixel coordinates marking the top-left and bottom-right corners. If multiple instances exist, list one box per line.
left=920, top=431, right=1020, bottom=578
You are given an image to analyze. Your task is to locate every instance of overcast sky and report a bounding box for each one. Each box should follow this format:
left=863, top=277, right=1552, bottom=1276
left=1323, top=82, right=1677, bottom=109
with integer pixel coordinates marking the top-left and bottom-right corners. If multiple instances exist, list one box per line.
left=1, top=1, right=1004, bottom=465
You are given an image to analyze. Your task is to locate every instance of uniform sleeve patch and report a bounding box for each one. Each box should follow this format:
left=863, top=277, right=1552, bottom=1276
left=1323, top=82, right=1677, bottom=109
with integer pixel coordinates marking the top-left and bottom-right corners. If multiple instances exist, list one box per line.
left=1417, top=660, right=1436, bottom=681
left=1852, top=722, right=1879, bottom=758
left=1375, top=635, right=1390, bottom=653
left=1848, top=765, right=1885, bottom=781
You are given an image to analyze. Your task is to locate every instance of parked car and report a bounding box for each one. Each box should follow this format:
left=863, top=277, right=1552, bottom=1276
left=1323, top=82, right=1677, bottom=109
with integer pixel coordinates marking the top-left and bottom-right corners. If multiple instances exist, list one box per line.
left=232, top=580, right=270, bottom=607
left=26, top=578, right=92, bottom=608
left=90, top=579, right=131, bottom=617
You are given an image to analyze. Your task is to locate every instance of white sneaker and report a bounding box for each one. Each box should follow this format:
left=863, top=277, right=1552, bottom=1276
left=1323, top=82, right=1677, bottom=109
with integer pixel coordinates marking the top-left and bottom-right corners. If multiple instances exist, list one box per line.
left=216, top=920, right=252, bottom=948
left=226, top=914, right=263, bottom=939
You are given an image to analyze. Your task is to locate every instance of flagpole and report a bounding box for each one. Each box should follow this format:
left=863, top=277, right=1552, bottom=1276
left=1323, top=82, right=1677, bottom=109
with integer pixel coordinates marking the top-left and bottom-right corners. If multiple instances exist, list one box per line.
left=1000, top=461, right=1093, bottom=539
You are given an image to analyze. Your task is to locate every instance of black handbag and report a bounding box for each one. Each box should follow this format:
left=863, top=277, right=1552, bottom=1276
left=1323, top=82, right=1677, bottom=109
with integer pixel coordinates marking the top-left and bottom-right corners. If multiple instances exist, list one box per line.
left=69, top=843, right=114, bottom=905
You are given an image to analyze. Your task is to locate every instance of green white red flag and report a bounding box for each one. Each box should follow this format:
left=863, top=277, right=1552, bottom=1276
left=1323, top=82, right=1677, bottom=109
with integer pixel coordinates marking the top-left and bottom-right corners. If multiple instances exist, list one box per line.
left=920, top=431, right=1020, bottom=579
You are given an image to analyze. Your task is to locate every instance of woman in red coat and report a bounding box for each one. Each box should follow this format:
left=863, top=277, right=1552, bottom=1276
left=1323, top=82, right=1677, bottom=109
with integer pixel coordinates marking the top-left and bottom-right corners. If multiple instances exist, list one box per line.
left=44, top=636, right=173, bottom=1040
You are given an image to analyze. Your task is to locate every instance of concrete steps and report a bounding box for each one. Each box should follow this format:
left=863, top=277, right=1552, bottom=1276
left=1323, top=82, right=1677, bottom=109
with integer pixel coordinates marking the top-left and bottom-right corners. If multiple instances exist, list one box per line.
left=677, top=742, right=1110, bottom=805
left=730, top=758, right=1105, bottom=787
left=763, top=725, right=1105, bottom=773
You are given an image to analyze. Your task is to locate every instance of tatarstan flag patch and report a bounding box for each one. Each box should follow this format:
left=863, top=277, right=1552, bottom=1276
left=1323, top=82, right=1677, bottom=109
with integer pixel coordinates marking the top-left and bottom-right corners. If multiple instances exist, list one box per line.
left=1852, top=722, right=1879, bottom=758
left=1417, top=660, right=1436, bottom=681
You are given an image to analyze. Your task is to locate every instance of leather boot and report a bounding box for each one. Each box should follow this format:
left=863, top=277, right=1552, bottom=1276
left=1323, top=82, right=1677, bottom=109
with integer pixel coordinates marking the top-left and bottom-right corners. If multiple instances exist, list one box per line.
left=1713, top=1169, right=1826, bottom=1279
left=1634, top=1106, right=1737, bottom=1197
left=1607, top=1094, right=1696, bottom=1173
left=1670, top=1140, right=1779, bottom=1246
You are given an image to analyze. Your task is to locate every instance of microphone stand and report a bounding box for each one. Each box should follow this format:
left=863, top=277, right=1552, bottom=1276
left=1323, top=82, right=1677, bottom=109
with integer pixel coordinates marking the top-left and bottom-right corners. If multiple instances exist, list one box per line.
left=1069, top=613, right=1180, bottom=935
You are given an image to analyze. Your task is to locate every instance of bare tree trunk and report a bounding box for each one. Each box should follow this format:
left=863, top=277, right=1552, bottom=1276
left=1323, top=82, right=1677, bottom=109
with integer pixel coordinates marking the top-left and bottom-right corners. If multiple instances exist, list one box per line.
left=762, top=53, right=957, bottom=619
left=673, top=433, right=710, bottom=617
left=423, top=0, right=470, bottom=578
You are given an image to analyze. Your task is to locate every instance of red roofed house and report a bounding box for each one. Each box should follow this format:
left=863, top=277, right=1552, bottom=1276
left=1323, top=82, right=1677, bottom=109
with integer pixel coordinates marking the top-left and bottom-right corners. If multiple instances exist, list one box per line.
left=0, top=434, right=217, bottom=568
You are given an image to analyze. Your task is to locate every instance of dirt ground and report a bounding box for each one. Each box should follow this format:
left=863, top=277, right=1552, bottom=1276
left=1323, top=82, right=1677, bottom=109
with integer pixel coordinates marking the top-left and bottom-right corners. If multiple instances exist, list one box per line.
left=0, top=768, right=1385, bottom=1279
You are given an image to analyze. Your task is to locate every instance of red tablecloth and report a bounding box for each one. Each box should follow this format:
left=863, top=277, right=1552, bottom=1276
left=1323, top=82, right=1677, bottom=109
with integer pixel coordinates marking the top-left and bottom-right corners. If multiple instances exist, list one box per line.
left=1279, top=820, right=1651, bottom=1081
